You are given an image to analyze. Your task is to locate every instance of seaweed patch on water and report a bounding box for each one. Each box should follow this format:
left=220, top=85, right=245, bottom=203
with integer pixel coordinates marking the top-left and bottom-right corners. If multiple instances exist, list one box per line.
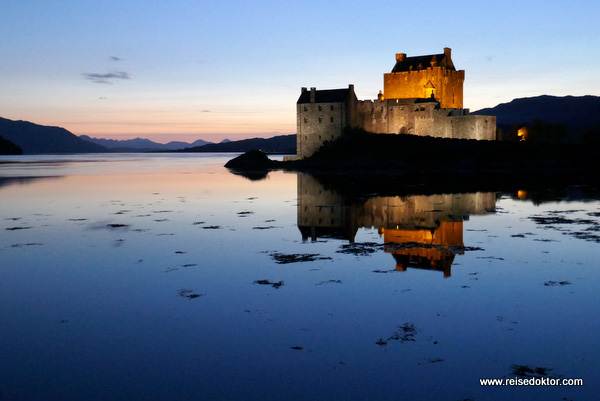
left=11, top=243, right=43, bottom=248
left=337, top=242, right=380, bottom=256
left=270, top=252, right=332, bottom=264
left=510, top=364, right=558, bottom=378
left=178, top=289, right=205, bottom=299
left=529, top=211, right=600, bottom=243
left=419, top=357, right=444, bottom=365
left=315, top=279, right=342, bottom=286
left=107, top=223, right=129, bottom=228
left=372, top=269, right=398, bottom=274
left=252, top=226, right=279, bottom=230
left=378, top=322, right=418, bottom=346
left=544, top=281, right=571, bottom=286
left=253, top=279, right=284, bottom=289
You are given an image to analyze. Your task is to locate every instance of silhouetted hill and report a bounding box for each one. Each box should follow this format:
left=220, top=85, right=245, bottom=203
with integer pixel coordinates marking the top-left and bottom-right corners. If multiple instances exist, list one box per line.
left=79, top=135, right=212, bottom=151
left=179, top=134, right=296, bottom=154
left=472, top=95, right=600, bottom=140
left=0, top=117, right=107, bottom=154
left=0, top=135, right=23, bottom=155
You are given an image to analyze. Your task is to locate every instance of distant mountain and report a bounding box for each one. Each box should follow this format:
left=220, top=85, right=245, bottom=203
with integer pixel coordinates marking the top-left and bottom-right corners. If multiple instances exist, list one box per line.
left=0, top=117, right=107, bottom=154
left=0, top=135, right=23, bottom=155
left=472, top=95, right=600, bottom=140
left=178, top=134, right=296, bottom=154
left=79, top=135, right=212, bottom=151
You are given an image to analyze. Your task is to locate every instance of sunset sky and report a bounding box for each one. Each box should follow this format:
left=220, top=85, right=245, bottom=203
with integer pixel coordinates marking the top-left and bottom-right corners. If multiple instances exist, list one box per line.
left=1, top=0, right=599, bottom=143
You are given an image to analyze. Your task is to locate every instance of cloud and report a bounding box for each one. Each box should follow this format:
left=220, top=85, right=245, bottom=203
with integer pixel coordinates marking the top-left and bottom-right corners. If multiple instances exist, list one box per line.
left=201, top=110, right=211, bottom=113
left=110, top=56, right=123, bottom=62
left=82, top=71, right=131, bottom=84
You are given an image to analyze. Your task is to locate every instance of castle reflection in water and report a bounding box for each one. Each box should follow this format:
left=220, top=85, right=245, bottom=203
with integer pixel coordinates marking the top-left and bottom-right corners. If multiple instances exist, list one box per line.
left=297, top=174, right=497, bottom=277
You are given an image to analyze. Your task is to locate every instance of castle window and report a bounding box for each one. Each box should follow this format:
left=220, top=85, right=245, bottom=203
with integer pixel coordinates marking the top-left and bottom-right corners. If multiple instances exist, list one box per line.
left=304, top=117, right=307, bottom=123
left=330, top=105, right=334, bottom=111
left=330, top=116, right=334, bottom=123
left=318, top=105, right=322, bottom=111
left=318, top=117, right=322, bottom=123
left=303, top=106, right=307, bottom=112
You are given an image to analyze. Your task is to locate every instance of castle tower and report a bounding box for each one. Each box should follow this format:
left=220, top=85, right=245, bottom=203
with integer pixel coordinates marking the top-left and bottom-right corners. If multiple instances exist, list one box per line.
left=383, top=47, right=464, bottom=109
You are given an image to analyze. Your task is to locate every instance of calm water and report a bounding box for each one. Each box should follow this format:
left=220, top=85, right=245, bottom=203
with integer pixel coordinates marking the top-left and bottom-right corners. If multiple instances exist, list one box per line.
left=1, top=154, right=598, bottom=401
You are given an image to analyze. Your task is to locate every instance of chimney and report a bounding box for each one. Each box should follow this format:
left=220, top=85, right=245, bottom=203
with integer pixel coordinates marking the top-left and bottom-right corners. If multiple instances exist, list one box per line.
left=444, top=47, right=451, bottom=58
left=301, top=87, right=307, bottom=93
left=310, top=87, right=316, bottom=103
left=396, top=53, right=406, bottom=62
left=348, top=84, right=354, bottom=94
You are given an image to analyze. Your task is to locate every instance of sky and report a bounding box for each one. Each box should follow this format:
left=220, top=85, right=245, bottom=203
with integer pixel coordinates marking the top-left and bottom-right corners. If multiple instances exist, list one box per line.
left=1, top=0, right=599, bottom=143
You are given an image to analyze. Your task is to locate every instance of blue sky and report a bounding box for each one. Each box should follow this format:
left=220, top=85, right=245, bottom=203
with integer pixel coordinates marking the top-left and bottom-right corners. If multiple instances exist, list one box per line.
left=1, top=0, right=598, bottom=142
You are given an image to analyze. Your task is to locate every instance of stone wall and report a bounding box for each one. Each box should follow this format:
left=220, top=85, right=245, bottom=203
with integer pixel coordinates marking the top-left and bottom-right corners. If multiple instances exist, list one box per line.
left=356, top=98, right=496, bottom=140
left=296, top=101, right=346, bottom=158
left=451, top=115, right=497, bottom=140
left=383, top=67, right=464, bottom=109
left=296, top=87, right=358, bottom=158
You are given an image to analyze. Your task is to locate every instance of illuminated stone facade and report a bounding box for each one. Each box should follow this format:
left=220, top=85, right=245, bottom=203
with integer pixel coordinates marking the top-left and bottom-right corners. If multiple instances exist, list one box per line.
left=384, top=47, right=463, bottom=109
left=293, top=48, right=496, bottom=159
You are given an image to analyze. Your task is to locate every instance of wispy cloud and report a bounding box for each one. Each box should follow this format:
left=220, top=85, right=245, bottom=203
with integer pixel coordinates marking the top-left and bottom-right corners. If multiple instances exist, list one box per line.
left=82, top=71, right=131, bottom=84
left=110, top=56, right=123, bottom=62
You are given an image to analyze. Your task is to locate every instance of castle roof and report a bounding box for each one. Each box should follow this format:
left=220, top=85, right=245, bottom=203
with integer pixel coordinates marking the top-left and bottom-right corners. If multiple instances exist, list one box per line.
left=297, top=88, right=353, bottom=104
left=391, top=53, right=456, bottom=73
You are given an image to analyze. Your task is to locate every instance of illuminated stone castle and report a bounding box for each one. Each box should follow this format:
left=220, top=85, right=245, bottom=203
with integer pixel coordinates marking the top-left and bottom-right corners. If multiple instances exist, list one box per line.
left=294, top=48, right=496, bottom=158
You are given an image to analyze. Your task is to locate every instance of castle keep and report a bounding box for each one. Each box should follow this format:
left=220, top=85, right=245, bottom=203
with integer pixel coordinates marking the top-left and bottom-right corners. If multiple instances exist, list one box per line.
left=294, top=48, right=496, bottom=158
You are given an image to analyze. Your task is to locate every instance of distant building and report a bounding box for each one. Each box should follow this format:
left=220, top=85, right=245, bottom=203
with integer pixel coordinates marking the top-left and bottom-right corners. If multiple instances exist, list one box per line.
left=292, top=48, right=496, bottom=159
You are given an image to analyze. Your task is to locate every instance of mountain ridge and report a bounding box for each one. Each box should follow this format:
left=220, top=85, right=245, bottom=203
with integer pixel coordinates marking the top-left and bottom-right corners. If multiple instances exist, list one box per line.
left=472, top=95, right=600, bottom=140
left=0, top=117, right=107, bottom=154
left=79, top=135, right=215, bottom=151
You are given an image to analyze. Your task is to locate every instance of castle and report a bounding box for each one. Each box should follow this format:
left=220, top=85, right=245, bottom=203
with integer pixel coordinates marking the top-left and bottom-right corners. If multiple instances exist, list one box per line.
left=293, top=48, right=496, bottom=158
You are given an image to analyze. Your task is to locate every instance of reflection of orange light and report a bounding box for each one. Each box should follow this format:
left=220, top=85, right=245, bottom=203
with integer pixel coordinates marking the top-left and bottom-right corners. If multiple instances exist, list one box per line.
left=517, top=127, right=528, bottom=141
left=382, top=221, right=463, bottom=277
left=517, top=190, right=528, bottom=199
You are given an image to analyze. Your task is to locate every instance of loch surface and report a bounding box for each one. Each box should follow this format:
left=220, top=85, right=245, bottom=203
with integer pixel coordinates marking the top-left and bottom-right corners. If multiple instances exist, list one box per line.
left=1, top=154, right=598, bottom=401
